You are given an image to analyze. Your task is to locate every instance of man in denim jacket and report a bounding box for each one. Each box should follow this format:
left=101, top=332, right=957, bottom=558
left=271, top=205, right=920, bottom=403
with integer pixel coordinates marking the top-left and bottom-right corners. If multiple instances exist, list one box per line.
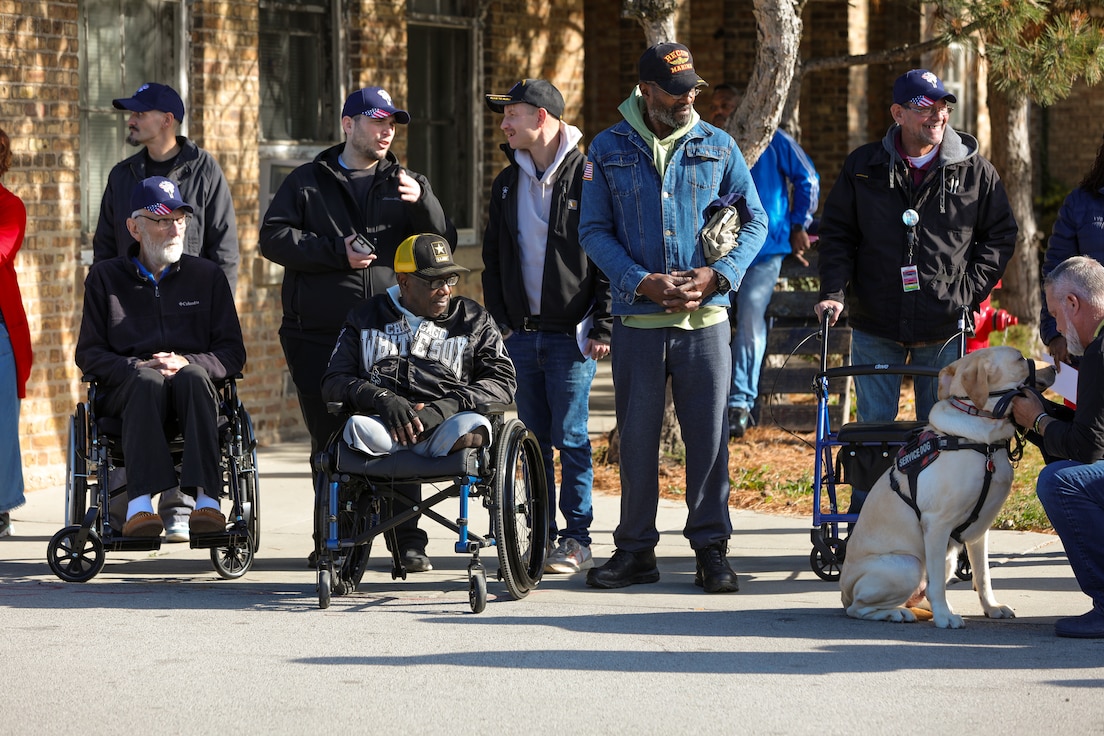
left=579, top=42, right=766, bottom=593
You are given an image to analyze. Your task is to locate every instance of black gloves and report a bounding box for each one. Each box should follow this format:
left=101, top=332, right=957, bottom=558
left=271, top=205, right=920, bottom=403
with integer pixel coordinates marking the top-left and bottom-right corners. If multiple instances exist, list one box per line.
left=372, top=389, right=418, bottom=435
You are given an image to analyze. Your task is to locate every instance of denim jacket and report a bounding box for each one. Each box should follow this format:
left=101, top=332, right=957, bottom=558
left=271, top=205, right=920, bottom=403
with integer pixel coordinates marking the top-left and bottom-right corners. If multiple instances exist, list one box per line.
left=579, top=119, right=766, bottom=316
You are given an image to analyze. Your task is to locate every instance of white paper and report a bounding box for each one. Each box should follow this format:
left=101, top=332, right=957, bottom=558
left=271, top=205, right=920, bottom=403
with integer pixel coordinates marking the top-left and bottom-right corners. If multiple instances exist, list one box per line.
left=576, top=312, right=595, bottom=359
left=1041, top=353, right=1078, bottom=403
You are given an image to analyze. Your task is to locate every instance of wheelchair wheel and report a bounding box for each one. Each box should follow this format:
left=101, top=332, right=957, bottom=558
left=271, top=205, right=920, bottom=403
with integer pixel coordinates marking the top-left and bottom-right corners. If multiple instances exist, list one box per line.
left=211, top=539, right=254, bottom=580
left=65, top=404, right=88, bottom=527
left=469, top=568, right=487, bottom=614
left=47, top=525, right=106, bottom=583
left=240, top=412, right=260, bottom=551
left=318, top=567, right=332, bottom=609
left=492, top=419, right=549, bottom=600
left=810, top=536, right=846, bottom=582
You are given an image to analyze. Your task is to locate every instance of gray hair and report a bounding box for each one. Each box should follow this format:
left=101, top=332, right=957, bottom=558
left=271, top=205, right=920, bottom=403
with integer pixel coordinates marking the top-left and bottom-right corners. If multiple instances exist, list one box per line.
left=1045, top=255, right=1104, bottom=311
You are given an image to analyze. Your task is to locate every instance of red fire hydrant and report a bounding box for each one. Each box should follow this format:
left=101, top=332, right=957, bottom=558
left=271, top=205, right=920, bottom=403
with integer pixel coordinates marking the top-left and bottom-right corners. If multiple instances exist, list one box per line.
left=967, top=289, right=1018, bottom=352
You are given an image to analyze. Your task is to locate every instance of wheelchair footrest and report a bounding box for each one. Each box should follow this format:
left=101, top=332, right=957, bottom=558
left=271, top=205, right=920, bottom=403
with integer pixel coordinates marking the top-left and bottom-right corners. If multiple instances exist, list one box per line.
left=105, top=537, right=164, bottom=552
left=189, top=530, right=250, bottom=549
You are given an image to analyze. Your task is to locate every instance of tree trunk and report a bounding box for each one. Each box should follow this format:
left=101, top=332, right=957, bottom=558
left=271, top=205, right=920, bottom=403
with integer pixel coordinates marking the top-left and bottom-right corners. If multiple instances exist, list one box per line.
left=732, top=0, right=804, bottom=166
left=987, top=87, right=1042, bottom=339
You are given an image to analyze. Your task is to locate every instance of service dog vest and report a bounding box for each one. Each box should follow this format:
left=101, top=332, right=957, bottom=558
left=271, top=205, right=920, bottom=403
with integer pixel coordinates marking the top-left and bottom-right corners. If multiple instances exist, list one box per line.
left=889, top=429, right=1007, bottom=543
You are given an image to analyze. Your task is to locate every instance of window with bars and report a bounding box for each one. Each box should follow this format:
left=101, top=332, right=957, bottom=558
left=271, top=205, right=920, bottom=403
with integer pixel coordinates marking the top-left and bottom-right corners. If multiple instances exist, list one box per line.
left=78, top=0, right=184, bottom=239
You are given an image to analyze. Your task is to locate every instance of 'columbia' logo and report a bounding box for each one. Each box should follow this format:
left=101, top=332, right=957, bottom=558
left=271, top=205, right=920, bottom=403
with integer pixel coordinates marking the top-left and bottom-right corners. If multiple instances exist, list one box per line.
left=179, top=300, right=200, bottom=307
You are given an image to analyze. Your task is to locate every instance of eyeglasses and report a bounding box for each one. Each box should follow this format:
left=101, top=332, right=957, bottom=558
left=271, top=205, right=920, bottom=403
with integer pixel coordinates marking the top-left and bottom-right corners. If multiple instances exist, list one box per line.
left=137, top=214, right=190, bottom=230
left=904, top=104, right=954, bottom=118
left=412, top=273, right=460, bottom=290
left=647, top=82, right=701, bottom=101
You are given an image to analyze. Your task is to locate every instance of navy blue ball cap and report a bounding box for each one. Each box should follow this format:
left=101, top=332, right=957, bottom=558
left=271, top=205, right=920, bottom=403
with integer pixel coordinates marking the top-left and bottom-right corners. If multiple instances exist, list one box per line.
left=130, top=176, right=194, bottom=216
left=893, top=69, right=957, bottom=107
left=341, top=87, right=411, bottom=124
left=112, top=82, right=185, bottom=121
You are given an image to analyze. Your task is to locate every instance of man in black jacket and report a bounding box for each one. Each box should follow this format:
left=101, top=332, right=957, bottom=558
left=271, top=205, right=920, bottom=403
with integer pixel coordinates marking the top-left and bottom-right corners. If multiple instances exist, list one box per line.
left=322, top=234, right=515, bottom=567
left=815, top=69, right=1017, bottom=423
left=76, top=177, right=246, bottom=539
left=323, top=233, right=515, bottom=458
left=261, top=87, right=456, bottom=570
left=93, top=82, right=241, bottom=539
left=482, top=79, right=611, bottom=575
left=1011, top=256, right=1104, bottom=638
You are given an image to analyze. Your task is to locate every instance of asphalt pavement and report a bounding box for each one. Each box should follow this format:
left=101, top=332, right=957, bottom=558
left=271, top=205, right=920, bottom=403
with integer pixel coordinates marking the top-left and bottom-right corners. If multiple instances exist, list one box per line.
left=3, top=360, right=1104, bottom=734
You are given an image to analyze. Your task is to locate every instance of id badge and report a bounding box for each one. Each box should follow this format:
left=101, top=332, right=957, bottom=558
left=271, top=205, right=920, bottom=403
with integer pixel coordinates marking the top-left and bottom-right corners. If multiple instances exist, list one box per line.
left=901, top=265, right=920, bottom=293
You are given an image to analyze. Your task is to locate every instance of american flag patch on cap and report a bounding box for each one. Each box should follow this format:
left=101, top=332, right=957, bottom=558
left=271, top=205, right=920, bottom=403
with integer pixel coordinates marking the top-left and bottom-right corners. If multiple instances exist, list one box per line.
left=146, top=203, right=173, bottom=215
left=583, top=161, right=594, bottom=181
left=364, top=108, right=391, bottom=119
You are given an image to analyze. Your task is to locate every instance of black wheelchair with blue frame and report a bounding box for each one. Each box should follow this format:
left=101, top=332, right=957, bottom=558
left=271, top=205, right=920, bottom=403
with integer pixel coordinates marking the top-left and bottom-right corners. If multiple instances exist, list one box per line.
left=312, top=402, right=547, bottom=613
left=47, top=374, right=259, bottom=582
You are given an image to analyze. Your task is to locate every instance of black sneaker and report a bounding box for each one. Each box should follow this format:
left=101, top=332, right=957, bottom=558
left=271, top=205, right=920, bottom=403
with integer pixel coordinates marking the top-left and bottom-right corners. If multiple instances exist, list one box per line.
left=728, top=407, right=750, bottom=439
left=401, top=548, right=434, bottom=572
left=585, top=548, right=660, bottom=589
left=694, top=542, right=739, bottom=593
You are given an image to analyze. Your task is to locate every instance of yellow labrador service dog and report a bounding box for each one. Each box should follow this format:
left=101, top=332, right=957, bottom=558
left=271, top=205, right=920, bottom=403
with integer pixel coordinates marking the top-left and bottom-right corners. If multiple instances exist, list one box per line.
left=840, top=346, right=1055, bottom=628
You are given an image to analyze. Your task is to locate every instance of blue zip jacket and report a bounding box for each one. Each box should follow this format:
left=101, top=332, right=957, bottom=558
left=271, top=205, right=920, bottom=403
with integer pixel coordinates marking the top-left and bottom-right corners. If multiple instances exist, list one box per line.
left=579, top=112, right=766, bottom=315
left=1040, top=186, right=1104, bottom=345
left=750, top=129, right=819, bottom=264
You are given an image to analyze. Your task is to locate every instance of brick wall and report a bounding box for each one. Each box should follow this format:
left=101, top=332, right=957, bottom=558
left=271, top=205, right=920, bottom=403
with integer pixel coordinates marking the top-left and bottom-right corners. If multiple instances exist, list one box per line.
left=1044, top=80, right=1104, bottom=193
left=0, top=1, right=83, bottom=496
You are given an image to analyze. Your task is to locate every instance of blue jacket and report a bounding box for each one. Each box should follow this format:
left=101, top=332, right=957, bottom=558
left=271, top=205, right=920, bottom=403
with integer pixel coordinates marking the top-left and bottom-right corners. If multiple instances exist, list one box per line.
left=750, top=130, right=819, bottom=265
left=1040, top=186, right=1104, bottom=345
left=579, top=116, right=766, bottom=316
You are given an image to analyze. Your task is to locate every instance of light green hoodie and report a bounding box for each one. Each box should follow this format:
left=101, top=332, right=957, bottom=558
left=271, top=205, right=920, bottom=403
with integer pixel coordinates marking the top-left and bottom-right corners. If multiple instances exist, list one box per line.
left=617, top=86, right=700, bottom=179
left=617, top=86, right=726, bottom=332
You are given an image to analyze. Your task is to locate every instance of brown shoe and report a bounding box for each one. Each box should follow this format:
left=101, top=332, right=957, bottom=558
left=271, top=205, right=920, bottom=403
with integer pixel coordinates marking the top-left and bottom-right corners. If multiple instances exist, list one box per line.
left=189, top=507, right=227, bottom=535
left=122, top=511, right=164, bottom=538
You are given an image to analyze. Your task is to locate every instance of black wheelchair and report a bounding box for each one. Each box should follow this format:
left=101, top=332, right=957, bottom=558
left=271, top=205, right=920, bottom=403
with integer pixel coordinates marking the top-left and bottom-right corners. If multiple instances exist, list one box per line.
left=47, top=375, right=260, bottom=582
left=312, top=403, right=547, bottom=613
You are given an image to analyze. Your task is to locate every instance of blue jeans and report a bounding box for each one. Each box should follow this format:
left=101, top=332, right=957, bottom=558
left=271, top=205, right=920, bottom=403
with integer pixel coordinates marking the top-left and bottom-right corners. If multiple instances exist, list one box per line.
left=849, top=328, right=959, bottom=422
left=0, top=322, right=25, bottom=513
left=729, top=255, right=783, bottom=410
left=611, top=319, right=732, bottom=551
left=506, top=331, right=596, bottom=545
left=1036, top=460, right=1104, bottom=611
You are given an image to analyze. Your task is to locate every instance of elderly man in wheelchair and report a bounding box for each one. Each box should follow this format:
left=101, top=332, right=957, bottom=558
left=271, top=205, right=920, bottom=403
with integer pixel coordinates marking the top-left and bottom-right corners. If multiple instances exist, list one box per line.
left=69, top=177, right=246, bottom=551
left=315, top=233, right=547, bottom=611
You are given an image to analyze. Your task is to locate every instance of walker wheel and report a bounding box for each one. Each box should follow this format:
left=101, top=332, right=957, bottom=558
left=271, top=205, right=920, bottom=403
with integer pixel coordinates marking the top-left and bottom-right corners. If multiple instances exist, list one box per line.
left=810, top=537, right=846, bottom=581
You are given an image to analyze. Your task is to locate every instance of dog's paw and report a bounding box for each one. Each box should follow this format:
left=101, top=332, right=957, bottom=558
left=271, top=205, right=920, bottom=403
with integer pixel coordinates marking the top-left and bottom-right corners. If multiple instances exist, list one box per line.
left=984, top=604, right=1016, bottom=620
left=934, top=612, right=965, bottom=629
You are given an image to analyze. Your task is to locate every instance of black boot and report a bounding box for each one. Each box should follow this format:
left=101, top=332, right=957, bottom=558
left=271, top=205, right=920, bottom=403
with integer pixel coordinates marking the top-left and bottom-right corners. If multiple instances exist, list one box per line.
left=694, top=542, right=739, bottom=593
left=586, top=548, right=661, bottom=589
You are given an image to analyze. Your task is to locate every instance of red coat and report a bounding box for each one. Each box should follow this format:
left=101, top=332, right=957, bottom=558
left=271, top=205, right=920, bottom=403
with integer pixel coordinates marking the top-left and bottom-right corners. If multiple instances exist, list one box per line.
left=0, top=183, right=32, bottom=398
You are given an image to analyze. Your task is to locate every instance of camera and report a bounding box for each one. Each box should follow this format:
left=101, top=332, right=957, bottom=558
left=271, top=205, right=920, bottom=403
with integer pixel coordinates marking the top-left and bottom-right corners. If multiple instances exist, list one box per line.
left=351, top=233, right=376, bottom=256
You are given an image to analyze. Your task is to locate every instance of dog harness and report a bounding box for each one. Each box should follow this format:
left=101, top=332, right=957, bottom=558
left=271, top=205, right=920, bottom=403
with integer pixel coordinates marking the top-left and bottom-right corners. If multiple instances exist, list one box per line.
left=888, top=357, right=1037, bottom=543
left=888, top=429, right=1008, bottom=544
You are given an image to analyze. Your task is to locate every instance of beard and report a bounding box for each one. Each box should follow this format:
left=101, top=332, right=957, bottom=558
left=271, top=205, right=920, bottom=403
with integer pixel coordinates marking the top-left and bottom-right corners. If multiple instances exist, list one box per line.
left=1065, top=327, right=1085, bottom=357
left=148, top=238, right=185, bottom=271
left=650, top=103, right=692, bottom=132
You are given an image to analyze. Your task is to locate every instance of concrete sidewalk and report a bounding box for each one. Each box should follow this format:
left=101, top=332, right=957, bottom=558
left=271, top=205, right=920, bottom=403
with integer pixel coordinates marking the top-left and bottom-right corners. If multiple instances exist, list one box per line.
left=3, top=426, right=1103, bottom=734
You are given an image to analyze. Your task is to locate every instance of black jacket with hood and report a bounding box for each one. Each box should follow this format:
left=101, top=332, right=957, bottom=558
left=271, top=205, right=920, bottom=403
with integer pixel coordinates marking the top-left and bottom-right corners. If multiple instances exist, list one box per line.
left=92, top=136, right=240, bottom=293
left=481, top=141, right=612, bottom=341
left=259, top=143, right=456, bottom=344
left=817, top=125, right=1017, bottom=344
